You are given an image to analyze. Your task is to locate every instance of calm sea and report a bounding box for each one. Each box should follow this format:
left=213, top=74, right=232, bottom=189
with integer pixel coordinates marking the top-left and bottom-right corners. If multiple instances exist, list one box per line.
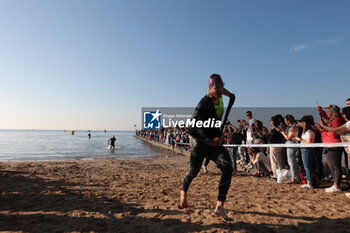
left=0, top=130, right=171, bottom=162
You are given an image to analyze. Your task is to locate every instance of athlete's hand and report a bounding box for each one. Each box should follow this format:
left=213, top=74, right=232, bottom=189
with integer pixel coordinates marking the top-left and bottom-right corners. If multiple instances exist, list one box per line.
left=205, top=137, right=223, bottom=147
left=211, top=137, right=223, bottom=147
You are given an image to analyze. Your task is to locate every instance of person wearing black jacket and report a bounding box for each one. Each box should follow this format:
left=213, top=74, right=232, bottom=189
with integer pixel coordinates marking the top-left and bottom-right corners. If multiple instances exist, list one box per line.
left=179, top=74, right=235, bottom=221
left=227, top=123, right=243, bottom=171
left=269, top=115, right=286, bottom=180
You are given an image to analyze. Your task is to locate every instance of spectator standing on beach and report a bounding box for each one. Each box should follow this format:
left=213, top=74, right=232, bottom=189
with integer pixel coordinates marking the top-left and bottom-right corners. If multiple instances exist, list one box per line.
left=160, top=128, right=164, bottom=144
left=253, top=120, right=268, bottom=153
left=226, top=123, right=242, bottom=171
left=268, top=115, right=286, bottom=181
left=306, top=115, right=323, bottom=182
left=275, top=114, right=300, bottom=184
left=294, top=116, right=316, bottom=189
left=245, top=111, right=256, bottom=144
left=165, top=129, right=170, bottom=145
left=318, top=107, right=350, bottom=197
left=170, top=133, right=175, bottom=156
left=182, top=132, right=190, bottom=150
left=344, top=97, right=350, bottom=180
left=276, top=114, right=288, bottom=168
left=315, top=105, right=345, bottom=193
left=175, top=132, right=181, bottom=146
left=179, top=74, right=235, bottom=221
left=242, top=120, right=269, bottom=170
left=237, top=120, right=248, bottom=164
left=238, top=120, right=247, bottom=144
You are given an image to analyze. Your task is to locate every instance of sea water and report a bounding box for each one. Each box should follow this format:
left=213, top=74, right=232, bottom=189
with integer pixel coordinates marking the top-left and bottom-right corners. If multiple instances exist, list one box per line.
left=0, top=130, right=172, bottom=161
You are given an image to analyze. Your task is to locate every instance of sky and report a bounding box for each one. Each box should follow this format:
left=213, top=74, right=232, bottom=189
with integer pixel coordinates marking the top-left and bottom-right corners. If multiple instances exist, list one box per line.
left=0, top=0, right=349, bottom=130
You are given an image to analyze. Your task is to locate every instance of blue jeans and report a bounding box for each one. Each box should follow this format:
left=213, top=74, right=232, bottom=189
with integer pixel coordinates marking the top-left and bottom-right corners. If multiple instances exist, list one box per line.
left=301, top=148, right=315, bottom=184
left=286, top=141, right=299, bottom=179
left=229, top=147, right=237, bottom=171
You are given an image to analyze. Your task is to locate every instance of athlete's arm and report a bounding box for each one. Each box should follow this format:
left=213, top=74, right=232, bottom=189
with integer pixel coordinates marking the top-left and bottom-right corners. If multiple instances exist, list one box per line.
left=187, top=98, right=207, bottom=141
left=204, top=136, right=224, bottom=147
left=223, top=88, right=235, bottom=100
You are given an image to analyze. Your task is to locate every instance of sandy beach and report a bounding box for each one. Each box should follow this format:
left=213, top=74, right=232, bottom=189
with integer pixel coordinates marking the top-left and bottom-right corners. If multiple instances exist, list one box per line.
left=1, top=154, right=350, bottom=233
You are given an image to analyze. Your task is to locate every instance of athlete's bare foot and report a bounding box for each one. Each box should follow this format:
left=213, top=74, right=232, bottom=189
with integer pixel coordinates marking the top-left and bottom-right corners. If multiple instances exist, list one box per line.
left=202, top=165, right=208, bottom=173
left=215, top=201, right=232, bottom=221
left=178, top=190, right=188, bottom=209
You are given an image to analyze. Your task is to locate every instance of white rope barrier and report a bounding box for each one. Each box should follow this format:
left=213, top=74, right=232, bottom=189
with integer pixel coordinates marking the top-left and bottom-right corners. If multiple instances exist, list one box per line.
left=175, top=142, right=350, bottom=148
left=224, top=142, right=350, bottom=148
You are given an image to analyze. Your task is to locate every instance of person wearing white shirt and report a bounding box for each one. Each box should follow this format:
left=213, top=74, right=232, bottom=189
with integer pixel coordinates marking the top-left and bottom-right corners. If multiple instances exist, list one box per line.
left=246, top=111, right=256, bottom=144
left=294, top=116, right=316, bottom=189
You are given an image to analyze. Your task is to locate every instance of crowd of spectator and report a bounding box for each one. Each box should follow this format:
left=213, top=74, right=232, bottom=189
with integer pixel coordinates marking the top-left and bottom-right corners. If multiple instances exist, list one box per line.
left=136, top=127, right=191, bottom=151
left=137, top=98, right=350, bottom=197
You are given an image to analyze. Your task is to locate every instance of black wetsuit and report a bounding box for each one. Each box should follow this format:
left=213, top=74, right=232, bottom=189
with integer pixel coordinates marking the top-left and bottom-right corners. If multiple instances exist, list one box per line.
left=108, top=137, right=116, bottom=148
left=182, top=95, right=233, bottom=202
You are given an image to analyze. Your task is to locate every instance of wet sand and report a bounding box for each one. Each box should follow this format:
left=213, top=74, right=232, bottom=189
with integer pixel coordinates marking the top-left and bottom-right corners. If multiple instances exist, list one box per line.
left=1, top=155, right=350, bottom=233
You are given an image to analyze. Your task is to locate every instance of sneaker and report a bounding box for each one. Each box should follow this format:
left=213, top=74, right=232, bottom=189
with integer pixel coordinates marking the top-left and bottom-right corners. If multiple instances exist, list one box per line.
left=301, top=184, right=313, bottom=189
left=345, top=193, right=350, bottom=198
left=245, top=164, right=253, bottom=169
left=269, top=177, right=277, bottom=182
left=325, top=185, right=342, bottom=193
left=202, top=165, right=208, bottom=173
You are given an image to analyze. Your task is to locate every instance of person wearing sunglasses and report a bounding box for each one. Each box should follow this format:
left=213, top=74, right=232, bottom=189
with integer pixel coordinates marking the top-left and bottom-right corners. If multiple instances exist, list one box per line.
left=179, top=73, right=235, bottom=221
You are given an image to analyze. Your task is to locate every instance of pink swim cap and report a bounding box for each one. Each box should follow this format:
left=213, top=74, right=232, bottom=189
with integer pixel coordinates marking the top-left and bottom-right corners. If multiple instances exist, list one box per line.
left=208, top=73, right=224, bottom=87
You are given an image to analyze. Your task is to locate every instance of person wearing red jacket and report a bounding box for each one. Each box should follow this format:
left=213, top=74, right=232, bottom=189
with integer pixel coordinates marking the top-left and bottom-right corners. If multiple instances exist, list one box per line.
left=315, top=105, right=345, bottom=193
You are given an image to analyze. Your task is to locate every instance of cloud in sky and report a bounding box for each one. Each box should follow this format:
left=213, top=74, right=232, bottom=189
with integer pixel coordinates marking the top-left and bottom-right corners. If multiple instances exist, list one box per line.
left=291, top=38, right=342, bottom=52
